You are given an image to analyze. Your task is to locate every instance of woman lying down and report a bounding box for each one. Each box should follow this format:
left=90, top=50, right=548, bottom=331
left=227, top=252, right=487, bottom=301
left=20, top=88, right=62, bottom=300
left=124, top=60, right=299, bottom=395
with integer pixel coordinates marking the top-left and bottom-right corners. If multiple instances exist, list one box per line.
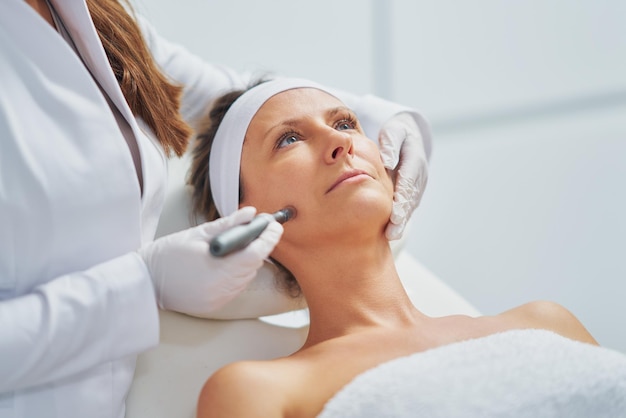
left=189, top=78, right=626, bottom=417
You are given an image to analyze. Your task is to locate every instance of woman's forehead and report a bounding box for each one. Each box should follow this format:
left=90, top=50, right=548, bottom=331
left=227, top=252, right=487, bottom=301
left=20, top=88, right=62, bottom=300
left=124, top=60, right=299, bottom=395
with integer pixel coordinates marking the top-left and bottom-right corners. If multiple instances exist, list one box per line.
left=243, top=88, right=347, bottom=148
left=255, top=88, right=344, bottom=121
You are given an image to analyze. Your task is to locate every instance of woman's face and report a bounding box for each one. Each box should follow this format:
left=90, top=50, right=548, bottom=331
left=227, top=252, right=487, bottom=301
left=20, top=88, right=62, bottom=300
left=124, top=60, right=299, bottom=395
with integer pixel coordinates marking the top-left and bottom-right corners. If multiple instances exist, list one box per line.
left=239, top=88, right=393, bottom=252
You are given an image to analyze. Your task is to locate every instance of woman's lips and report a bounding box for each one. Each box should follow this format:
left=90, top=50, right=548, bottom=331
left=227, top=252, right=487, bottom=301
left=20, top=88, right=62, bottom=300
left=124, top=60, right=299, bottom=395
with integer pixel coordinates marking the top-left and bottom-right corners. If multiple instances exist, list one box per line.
left=326, top=169, right=371, bottom=193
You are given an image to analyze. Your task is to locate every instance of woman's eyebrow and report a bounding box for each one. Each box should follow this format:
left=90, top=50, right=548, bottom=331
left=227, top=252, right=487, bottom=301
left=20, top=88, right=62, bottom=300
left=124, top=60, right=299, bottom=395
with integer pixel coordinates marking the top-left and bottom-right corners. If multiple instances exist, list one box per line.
left=327, top=106, right=354, bottom=118
left=263, top=119, right=300, bottom=139
left=262, top=106, right=356, bottom=139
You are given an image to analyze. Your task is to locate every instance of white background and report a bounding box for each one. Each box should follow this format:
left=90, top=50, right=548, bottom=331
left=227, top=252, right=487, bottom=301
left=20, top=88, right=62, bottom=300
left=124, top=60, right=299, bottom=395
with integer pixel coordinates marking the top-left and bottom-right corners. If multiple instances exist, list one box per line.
left=134, top=0, right=626, bottom=352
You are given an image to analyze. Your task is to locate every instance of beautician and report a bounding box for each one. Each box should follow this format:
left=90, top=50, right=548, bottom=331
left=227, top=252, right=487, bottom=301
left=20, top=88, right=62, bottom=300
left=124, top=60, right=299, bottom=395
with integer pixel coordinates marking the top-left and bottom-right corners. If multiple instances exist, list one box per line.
left=0, top=1, right=430, bottom=417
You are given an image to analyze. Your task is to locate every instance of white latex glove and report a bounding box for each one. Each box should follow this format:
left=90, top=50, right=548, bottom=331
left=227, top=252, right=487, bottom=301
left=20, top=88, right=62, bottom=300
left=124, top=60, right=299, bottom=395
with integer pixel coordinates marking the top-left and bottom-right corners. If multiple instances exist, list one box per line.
left=139, top=206, right=284, bottom=317
left=378, top=112, right=429, bottom=240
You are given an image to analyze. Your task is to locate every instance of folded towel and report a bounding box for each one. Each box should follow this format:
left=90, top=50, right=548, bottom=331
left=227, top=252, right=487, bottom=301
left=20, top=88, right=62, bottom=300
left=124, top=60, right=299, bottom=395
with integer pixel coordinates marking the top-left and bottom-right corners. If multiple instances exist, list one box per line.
left=318, top=329, right=626, bottom=418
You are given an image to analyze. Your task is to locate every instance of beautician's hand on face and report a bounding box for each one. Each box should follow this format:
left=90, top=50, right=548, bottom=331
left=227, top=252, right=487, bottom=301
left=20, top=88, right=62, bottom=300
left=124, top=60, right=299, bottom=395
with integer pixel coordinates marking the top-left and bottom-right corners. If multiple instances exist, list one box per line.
left=378, top=112, right=429, bottom=240
left=138, top=206, right=283, bottom=317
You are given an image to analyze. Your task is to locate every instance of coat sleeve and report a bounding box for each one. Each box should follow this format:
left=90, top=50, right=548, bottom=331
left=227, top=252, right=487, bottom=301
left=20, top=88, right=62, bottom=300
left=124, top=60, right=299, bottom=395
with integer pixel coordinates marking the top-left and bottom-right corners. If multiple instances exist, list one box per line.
left=329, top=89, right=433, bottom=160
left=0, top=253, right=159, bottom=392
left=136, top=15, right=253, bottom=131
left=136, top=15, right=432, bottom=158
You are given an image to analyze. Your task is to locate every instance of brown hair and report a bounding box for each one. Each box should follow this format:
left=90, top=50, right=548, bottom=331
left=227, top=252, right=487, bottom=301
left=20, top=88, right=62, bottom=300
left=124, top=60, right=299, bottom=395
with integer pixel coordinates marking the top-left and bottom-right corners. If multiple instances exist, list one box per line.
left=189, top=88, right=248, bottom=221
left=189, top=81, right=301, bottom=297
left=87, top=0, right=191, bottom=157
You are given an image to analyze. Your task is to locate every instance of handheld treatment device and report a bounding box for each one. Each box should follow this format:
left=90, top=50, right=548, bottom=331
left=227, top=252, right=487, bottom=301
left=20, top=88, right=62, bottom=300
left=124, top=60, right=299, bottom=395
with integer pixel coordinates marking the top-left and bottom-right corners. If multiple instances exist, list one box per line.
left=210, top=207, right=296, bottom=257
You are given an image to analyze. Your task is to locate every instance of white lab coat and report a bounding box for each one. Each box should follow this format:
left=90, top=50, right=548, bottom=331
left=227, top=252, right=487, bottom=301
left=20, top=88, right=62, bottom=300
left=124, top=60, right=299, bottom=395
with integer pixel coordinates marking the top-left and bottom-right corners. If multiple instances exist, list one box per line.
left=0, top=1, right=420, bottom=417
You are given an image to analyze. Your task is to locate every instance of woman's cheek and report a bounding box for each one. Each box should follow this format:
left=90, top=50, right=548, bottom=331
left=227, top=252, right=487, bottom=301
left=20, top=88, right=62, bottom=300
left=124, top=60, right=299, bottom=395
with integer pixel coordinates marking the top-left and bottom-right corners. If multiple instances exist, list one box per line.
left=358, top=139, right=393, bottom=189
left=266, top=170, right=301, bottom=202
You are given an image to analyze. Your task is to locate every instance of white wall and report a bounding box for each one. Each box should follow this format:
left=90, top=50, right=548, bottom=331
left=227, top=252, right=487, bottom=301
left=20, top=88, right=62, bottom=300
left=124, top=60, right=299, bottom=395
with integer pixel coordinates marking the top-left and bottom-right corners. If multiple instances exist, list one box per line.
left=133, top=0, right=374, bottom=93
left=135, top=0, right=626, bottom=352
left=407, top=106, right=626, bottom=352
left=390, top=1, right=626, bottom=353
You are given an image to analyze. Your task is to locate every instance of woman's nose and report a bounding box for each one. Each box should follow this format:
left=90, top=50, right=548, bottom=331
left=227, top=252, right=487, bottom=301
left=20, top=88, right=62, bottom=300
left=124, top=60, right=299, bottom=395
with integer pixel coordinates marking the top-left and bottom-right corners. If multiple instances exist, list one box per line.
left=324, top=130, right=353, bottom=164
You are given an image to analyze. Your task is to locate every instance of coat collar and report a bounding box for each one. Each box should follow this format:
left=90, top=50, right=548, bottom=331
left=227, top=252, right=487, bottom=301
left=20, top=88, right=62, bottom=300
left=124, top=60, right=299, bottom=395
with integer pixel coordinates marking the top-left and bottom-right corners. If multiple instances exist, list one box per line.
left=48, top=0, right=137, bottom=129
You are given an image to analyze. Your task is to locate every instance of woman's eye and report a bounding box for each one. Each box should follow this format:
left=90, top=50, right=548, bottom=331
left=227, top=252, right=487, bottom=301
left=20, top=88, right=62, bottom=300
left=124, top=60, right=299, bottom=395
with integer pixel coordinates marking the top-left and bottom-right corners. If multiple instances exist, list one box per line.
left=276, top=134, right=300, bottom=149
left=335, top=119, right=356, bottom=131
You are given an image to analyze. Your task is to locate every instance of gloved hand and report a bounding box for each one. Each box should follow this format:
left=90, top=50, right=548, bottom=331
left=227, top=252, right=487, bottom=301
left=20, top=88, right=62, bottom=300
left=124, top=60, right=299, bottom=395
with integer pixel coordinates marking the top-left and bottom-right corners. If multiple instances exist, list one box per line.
left=378, top=112, right=429, bottom=240
left=138, top=206, right=283, bottom=317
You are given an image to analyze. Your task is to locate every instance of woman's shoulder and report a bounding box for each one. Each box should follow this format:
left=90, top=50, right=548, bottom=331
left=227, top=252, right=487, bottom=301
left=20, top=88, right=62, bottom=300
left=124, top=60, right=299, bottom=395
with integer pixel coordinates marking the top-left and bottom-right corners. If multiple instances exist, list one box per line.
left=197, top=360, right=290, bottom=418
left=496, top=300, right=598, bottom=345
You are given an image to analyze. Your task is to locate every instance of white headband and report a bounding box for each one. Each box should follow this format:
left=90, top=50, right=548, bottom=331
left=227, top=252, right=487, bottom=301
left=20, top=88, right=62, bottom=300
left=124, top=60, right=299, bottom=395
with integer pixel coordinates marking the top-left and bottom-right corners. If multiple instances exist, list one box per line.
left=209, top=77, right=328, bottom=217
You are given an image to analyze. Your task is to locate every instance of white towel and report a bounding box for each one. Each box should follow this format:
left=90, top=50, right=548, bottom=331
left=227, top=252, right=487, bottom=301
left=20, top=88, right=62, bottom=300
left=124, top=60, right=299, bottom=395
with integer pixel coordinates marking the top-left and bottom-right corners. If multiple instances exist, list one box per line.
left=318, top=329, right=626, bottom=418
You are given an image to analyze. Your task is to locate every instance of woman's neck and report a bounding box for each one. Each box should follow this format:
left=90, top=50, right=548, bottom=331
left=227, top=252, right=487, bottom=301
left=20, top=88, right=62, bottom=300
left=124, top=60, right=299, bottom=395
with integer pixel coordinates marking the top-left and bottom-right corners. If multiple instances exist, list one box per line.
left=284, top=235, right=425, bottom=348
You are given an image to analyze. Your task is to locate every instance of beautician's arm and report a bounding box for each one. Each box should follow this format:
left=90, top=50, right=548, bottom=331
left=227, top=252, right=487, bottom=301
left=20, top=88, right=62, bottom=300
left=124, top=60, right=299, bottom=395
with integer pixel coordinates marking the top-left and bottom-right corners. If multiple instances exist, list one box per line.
left=137, top=16, right=432, bottom=158
left=333, top=90, right=432, bottom=158
left=0, top=253, right=158, bottom=392
left=136, top=16, right=253, bottom=130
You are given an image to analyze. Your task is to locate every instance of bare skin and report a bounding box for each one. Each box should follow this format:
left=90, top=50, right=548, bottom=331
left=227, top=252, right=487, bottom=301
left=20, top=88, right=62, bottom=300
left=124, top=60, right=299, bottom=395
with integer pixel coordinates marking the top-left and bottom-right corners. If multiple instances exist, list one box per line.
left=199, top=301, right=597, bottom=418
left=196, top=89, right=598, bottom=418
